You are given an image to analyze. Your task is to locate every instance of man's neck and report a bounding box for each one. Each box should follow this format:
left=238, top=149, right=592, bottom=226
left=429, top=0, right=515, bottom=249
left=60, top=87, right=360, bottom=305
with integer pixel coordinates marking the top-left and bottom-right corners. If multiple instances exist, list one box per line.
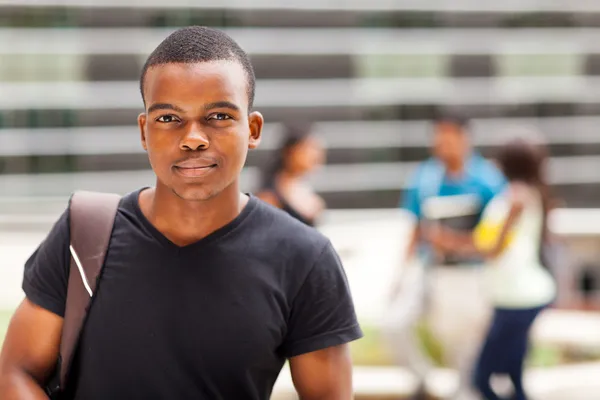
left=444, top=156, right=469, bottom=179
left=445, top=163, right=464, bottom=178
left=139, top=183, right=247, bottom=247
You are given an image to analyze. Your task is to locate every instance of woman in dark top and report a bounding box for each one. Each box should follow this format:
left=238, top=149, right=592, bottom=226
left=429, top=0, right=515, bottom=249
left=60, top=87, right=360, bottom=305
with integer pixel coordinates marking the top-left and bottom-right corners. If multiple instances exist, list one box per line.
left=256, top=122, right=326, bottom=226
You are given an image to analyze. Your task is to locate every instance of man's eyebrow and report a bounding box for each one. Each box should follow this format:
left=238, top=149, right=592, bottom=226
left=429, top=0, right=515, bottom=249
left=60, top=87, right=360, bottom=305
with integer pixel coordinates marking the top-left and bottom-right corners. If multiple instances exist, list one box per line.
left=147, top=103, right=185, bottom=114
left=204, top=101, right=241, bottom=112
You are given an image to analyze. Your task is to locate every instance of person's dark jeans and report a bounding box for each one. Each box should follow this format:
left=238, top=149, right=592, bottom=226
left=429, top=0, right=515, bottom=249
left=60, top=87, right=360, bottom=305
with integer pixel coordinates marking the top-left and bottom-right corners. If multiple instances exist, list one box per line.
left=472, top=305, right=546, bottom=400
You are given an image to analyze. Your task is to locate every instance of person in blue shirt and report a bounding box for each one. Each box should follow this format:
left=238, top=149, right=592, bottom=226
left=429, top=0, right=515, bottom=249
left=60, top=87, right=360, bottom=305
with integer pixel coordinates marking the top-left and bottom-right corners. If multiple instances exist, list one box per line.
left=391, top=113, right=506, bottom=400
left=403, top=113, right=506, bottom=264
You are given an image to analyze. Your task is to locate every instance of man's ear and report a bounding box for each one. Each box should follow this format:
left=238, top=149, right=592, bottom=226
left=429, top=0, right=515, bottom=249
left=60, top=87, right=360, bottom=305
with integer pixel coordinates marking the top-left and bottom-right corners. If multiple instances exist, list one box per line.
left=138, top=113, right=148, bottom=151
left=247, top=111, right=264, bottom=150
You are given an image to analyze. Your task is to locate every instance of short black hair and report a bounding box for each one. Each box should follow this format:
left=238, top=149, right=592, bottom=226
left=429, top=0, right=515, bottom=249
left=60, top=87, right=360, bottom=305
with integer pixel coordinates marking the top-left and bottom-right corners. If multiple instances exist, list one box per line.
left=139, top=26, right=256, bottom=110
left=496, top=138, right=545, bottom=185
left=433, top=110, right=470, bottom=131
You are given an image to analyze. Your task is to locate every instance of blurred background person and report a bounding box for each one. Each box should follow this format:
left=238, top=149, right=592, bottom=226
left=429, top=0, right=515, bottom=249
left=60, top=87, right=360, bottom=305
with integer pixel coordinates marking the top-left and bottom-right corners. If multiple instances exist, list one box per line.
left=256, top=122, right=326, bottom=226
left=428, top=137, right=557, bottom=400
left=389, top=112, right=506, bottom=400
left=403, top=112, right=506, bottom=264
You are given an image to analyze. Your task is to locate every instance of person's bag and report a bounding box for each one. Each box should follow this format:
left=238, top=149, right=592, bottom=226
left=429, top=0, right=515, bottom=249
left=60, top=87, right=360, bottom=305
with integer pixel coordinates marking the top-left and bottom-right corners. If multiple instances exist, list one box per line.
left=45, top=191, right=121, bottom=399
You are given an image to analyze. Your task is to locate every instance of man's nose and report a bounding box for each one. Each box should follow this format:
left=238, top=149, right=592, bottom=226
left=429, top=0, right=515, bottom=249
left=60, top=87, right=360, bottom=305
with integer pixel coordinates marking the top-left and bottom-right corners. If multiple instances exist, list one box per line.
left=180, top=124, right=209, bottom=151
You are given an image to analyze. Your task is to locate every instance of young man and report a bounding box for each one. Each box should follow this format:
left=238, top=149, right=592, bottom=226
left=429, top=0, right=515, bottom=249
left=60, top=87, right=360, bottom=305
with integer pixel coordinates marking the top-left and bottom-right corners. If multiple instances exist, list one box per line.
left=403, top=114, right=506, bottom=264
left=0, top=27, right=362, bottom=400
left=393, top=114, right=506, bottom=400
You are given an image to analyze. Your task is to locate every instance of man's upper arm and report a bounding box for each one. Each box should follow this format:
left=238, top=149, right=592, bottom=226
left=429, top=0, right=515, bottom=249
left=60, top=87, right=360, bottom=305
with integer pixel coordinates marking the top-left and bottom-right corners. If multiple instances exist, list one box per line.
left=22, top=209, right=70, bottom=318
left=280, top=240, right=362, bottom=397
left=0, top=209, right=70, bottom=390
left=289, top=344, right=352, bottom=399
left=401, top=168, right=423, bottom=220
left=0, top=299, right=63, bottom=386
left=280, top=241, right=362, bottom=358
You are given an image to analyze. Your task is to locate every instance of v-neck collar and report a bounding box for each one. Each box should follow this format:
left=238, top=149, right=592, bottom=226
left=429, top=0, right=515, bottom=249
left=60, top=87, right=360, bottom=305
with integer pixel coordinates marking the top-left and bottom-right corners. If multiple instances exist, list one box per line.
left=129, top=188, right=258, bottom=253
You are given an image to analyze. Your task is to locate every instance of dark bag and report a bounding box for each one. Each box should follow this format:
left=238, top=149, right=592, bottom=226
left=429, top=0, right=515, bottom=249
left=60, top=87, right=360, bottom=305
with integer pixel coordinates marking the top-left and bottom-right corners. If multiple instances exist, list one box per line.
left=46, top=191, right=121, bottom=399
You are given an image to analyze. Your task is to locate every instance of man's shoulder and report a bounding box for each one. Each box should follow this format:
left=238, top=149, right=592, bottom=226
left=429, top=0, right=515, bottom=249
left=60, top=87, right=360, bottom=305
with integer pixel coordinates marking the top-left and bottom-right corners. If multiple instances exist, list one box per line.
left=415, top=158, right=440, bottom=174
left=66, top=189, right=138, bottom=218
left=408, top=158, right=442, bottom=185
left=251, top=197, right=329, bottom=253
left=471, top=156, right=497, bottom=174
left=470, top=156, right=506, bottom=190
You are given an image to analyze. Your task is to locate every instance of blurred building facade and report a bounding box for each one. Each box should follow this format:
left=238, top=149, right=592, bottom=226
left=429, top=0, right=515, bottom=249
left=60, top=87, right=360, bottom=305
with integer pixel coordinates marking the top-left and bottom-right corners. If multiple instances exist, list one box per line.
left=1, top=0, right=600, bottom=210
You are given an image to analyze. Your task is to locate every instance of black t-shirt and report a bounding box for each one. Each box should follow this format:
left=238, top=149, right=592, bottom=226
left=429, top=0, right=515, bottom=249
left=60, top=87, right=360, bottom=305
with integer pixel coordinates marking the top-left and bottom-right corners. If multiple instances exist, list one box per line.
left=23, top=189, right=362, bottom=400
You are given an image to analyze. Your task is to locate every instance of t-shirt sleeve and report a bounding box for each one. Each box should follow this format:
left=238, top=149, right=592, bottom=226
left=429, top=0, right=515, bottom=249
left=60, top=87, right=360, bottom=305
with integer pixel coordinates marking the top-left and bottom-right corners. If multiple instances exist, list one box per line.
left=22, top=208, right=70, bottom=318
left=401, top=170, right=422, bottom=219
left=281, top=241, right=363, bottom=358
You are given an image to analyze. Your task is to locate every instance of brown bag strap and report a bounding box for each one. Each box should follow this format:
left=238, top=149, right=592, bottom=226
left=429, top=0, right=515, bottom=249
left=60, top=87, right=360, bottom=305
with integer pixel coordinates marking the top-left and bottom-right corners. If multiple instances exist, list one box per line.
left=59, top=191, right=121, bottom=389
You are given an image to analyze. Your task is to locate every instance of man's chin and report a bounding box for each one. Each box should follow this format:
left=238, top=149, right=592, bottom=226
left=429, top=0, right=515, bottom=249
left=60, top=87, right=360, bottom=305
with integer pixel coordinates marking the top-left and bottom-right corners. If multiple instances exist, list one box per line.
left=157, top=175, right=237, bottom=203
left=171, top=187, right=218, bottom=202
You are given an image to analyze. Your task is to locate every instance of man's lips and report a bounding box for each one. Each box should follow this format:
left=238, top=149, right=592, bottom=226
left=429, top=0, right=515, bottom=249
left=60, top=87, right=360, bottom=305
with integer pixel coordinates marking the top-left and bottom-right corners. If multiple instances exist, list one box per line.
left=173, top=160, right=217, bottom=178
left=174, top=159, right=217, bottom=169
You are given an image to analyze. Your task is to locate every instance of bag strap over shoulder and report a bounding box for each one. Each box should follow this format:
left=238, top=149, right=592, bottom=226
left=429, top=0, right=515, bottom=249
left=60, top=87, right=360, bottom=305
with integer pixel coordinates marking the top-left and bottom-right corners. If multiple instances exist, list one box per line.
left=59, top=191, right=121, bottom=389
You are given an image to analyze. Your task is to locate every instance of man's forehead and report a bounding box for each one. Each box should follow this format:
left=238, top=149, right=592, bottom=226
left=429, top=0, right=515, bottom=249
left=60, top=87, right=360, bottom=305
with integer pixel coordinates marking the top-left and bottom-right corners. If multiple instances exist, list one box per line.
left=436, top=121, right=464, bottom=132
left=143, top=61, right=248, bottom=104
left=434, top=123, right=468, bottom=140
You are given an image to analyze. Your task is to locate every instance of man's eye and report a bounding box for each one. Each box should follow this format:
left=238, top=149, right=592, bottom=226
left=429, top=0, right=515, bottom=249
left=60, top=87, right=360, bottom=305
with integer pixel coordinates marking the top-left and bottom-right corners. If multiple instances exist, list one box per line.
left=156, top=115, right=177, bottom=123
left=209, top=113, right=232, bottom=121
